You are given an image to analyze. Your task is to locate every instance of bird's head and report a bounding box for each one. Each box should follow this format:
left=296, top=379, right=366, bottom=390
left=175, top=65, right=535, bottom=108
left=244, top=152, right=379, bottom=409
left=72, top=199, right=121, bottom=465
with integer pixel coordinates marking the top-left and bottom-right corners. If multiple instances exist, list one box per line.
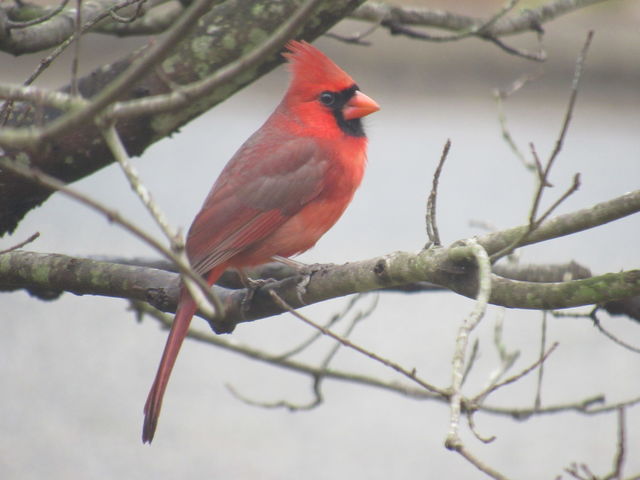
left=282, top=40, right=379, bottom=138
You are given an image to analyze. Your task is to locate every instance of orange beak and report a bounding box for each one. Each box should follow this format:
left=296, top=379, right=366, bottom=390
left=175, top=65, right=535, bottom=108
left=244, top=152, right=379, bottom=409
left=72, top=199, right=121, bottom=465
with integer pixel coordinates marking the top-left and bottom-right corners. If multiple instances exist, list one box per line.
left=343, top=91, right=380, bottom=120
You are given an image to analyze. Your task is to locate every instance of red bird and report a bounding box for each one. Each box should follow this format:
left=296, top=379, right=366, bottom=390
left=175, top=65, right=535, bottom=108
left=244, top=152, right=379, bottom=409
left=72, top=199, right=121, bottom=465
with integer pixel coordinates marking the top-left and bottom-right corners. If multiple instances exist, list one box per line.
left=142, top=40, right=379, bottom=443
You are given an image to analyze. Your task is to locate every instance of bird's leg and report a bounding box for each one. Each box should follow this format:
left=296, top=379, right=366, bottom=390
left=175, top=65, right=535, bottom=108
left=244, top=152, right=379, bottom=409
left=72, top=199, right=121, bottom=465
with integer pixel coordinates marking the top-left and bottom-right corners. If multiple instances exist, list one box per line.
left=272, top=256, right=327, bottom=306
left=237, top=268, right=280, bottom=313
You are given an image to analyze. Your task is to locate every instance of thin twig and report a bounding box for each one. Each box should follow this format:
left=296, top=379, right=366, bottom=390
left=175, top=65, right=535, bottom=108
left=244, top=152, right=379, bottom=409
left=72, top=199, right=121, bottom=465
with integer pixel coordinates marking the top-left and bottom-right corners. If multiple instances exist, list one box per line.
left=482, top=34, right=546, bottom=62
left=70, top=0, right=83, bottom=96
left=109, top=0, right=148, bottom=23
left=105, top=0, right=323, bottom=120
left=535, top=311, right=548, bottom=410
left=273, top=293, right=374, bottom=360
left=453, top=444, right=510, bottom=480
left=0, top=0, right=145, bottom=127
left=464, top=310, right=521, bottom=425
left=489, top=31, right=594, bottom=262
left=478, top=342, right=558, bottom=401
left=100, top=122, right=224, bottom=317
left=6, top=0, right=71, bottom=29
left=324, top=22, right=380, bottom=46
left=383, top=0, right=519, bottom=43
left=552, top=308, right=640, bottom=354
left=0, top=0, right=323, bottom=148
left=426, top=139, right=450, bottom=247
left=603, top=408, right=626, bottom=480
left=0, top=0, right=222, bottom=147
left=379, top=0, right=545, bottom=61
left=0, top=159, right=221, bottom=320
left=590, top=311, right=640, bottom=354
left=131, top=302, right=640, bottom=422
left=0, top=232, right=40, bottom=254
left=269, top=290, right=447, bottom=396
left=227, top=294, right=378, bottom=412
left=494, top=71, right=543, bottom=169
left=466, top=409, right=496, bottom=444
left=548, top=31, right=594, bottom=168
left=101, top=124, right=178, bottom=241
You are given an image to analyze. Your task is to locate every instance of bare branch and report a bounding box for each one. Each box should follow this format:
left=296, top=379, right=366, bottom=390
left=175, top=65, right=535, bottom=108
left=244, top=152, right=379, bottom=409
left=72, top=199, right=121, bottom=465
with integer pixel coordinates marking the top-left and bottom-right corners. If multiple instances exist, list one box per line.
left=324, top=22, right=380, bottom=45
left=445, top=239, right=491, bottom=450
left=269, top=290, right=448, bottom=396
left=352, top=0, right=608, bottom=37
left=109, top=0, right=148, bottom=23
left=490, top=31, right=593, bottom=262
left=450, top=444, right=511, bottom=480
left=227, top=294, right=377, bottom=412
left=590, top=311, right=640, bottom=354
left=494, top=71, right=543, bottom=169
left=70, top=0, right=83, bottom=96
left=0, top=231, right=39, bottom=254
left=104, top=0, right=325, bottom=121
left=603, top=408, right=627, bottom=480
left=5, top=0, right=71, bottom=30
left=426, top=139, right=450, bottom=247
left=0, top=0, right=224, bottom=149
left=0, top=158, right=224, bottom=323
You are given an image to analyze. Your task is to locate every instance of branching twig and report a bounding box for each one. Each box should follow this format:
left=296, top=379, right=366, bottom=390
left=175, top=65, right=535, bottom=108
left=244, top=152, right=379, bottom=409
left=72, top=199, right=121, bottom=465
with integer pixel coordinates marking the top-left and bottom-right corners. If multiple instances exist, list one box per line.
left=590, top=311, right=640, bottom=355
left=269, top=290, right=447, bottom=396
left=0, top=0, right=324, bottom=148
left=130, top=302, right=640, bottom=423
left=489, top=31, right=594, bottom=262
left=104, top=0, right=323, bottom=121
left=477, top=342, right=558, bottom=403
left=100, top=122, right=223, bottom=317
left=273, top=293, right=374, bottom=360
left=325, top=22, right=380, bottom=46
left=376, top=0, right=545, bottom=61
left=552, top=309, right=640, bottom=354
left=228, top=294, right=378, bottom=411
left=0, top=159, right=223, bottom=321
left=0, top=0, right=221, bottom=148
left=494, top=71, right=543, bottom=168
left=0, top=0, right=151, bottom=127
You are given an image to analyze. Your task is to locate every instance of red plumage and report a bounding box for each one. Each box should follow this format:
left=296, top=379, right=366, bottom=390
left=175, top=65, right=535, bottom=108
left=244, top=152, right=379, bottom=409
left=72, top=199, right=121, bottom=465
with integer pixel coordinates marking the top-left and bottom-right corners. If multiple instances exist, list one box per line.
left=142, top=40, right=379, bottom=443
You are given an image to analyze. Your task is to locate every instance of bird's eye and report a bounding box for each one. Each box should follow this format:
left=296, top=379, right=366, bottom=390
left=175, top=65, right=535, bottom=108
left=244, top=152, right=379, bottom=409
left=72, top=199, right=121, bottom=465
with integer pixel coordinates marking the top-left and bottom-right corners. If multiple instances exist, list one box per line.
left=319, top=91, right=336, bottom=106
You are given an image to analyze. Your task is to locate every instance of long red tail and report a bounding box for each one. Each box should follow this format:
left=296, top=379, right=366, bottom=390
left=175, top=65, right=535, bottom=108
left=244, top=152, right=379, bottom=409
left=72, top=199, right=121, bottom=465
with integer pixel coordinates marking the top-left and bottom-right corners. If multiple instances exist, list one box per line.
left=142, top=265, right=225, bottom=443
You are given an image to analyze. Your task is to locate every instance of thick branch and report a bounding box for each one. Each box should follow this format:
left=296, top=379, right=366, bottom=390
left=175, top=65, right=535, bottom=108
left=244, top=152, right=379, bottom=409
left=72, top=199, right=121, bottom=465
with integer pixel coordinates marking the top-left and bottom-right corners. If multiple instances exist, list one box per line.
left=352, top=0, right=609, bottom=38
left=3, top=187, right=639, bottom=328
left=0, top=0, right=130, bottom=55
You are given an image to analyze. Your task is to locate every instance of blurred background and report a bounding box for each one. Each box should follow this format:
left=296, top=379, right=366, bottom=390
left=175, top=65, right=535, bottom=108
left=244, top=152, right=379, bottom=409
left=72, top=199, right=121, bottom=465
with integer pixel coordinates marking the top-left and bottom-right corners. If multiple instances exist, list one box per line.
left=1, top=1, right=639, bottom=478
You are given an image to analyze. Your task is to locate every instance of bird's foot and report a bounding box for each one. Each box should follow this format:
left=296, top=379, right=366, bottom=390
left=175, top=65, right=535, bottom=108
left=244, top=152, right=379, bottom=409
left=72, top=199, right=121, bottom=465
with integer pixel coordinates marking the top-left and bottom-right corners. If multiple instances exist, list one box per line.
left=238, top=270, right=280, bottom=313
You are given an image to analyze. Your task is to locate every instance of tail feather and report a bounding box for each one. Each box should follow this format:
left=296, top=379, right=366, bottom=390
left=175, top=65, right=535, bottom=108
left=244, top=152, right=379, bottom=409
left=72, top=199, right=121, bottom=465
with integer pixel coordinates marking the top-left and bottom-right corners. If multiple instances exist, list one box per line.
left=142, top=265, right=226, bottom=444
left=142, top=292, right=197, bottom=443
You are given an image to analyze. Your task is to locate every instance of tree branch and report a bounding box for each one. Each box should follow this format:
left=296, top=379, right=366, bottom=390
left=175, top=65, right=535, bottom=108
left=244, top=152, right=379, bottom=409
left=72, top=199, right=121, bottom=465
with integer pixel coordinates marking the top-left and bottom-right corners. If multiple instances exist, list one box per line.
left=2, top=186, right=639, bottom=325
left=352, top=0, right=609, bottom=38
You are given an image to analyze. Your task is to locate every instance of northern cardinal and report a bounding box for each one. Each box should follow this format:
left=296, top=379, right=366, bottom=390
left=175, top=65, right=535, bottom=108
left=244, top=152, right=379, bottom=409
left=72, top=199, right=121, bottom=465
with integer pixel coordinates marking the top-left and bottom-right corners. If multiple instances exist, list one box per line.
left=142, top=40, right=379, bottom=443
